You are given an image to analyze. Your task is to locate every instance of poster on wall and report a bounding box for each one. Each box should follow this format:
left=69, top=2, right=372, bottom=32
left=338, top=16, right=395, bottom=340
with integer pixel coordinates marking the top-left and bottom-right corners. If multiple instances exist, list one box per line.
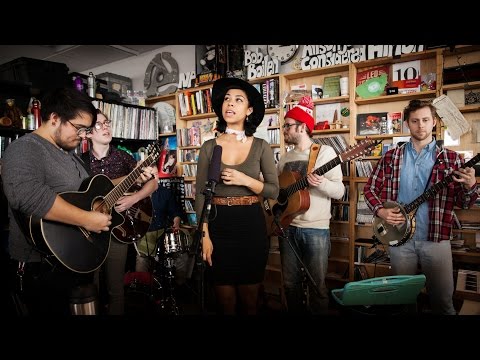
left=158, top=135, right=178, bottom=178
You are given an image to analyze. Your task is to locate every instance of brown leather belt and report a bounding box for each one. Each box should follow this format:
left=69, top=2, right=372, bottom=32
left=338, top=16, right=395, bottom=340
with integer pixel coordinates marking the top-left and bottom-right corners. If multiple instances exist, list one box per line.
left=211, top=195, right=259, bottom=206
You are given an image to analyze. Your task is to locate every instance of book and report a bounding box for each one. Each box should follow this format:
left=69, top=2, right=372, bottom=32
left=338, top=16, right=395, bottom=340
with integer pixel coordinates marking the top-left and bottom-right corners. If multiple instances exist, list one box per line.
left=200, top=118, right=216, bottom=142
left=312, top=84, right=323, bottom=99
left=323, top=75, right=341, bottom=98
left=356, top=65, right=390, bottom=87
left=370, top=142, right=383, bottom=157
left=387, top=111, right=403, bottom=134
left=355, top=65, right=389, bottom=99
left=391, top=60, right=421, bottom=94
left=382, top=143, right=392, bottom=155
left=187, top=213, right=197, bottom=226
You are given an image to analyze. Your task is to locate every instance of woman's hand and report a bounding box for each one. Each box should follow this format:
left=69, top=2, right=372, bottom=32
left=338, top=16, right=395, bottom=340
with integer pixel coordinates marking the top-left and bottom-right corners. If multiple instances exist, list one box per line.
left=221, top=168, right=248, bottom=186
left=202, top=235, right=213, bottom=266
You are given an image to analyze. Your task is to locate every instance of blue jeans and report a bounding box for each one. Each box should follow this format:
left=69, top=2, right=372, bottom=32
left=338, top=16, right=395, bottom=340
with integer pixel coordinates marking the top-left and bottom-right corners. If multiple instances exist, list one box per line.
left=389, top=239, right=456, bottom=315
left=279, top=227, right=330, bottom=315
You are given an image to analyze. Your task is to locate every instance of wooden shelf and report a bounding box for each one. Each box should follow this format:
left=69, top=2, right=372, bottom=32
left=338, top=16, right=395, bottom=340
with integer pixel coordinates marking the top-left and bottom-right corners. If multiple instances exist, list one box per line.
left=442, top=80, right=480, bottom=91
left=312, top=95, right=349, bottom=105
left=145, top=93, right=176, bottom=105
left=265, top=108, right=279, bottom=114
left=158, top=132, right=176, bottom=137
left=458, top=105, right=480, bottom=113
left=355, top=90, right=436, bottom=105
left=312, top=128, right=350, bottom=135
left=283, top=63, right=350, bottom=80
left=354, top=133, right=411, bottom=141
left=179, top=112, right=216, bottom=121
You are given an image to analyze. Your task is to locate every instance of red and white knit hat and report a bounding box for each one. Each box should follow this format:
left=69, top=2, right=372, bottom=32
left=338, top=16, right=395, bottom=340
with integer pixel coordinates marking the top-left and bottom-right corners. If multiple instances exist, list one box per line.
left=284, top=96, right=314, bottom=132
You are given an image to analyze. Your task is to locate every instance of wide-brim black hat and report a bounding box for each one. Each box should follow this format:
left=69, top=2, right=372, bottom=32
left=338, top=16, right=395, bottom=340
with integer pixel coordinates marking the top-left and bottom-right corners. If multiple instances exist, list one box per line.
left=212, top=77, right=265, bottom=127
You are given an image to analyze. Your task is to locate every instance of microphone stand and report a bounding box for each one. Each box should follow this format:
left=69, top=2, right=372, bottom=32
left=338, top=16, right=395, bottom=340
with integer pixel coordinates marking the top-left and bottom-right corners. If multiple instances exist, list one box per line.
left=273, top=215, right=320, bottom=299
left=188, top=180, right=216, bottom=314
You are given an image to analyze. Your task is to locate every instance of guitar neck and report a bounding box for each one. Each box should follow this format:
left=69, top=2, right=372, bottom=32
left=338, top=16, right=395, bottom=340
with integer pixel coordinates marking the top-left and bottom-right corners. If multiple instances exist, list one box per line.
left=104, top=155, right=157, bottom=208
left=285, top=156, right=342, bottom=196
left=404, top=153, right=480, bottom=214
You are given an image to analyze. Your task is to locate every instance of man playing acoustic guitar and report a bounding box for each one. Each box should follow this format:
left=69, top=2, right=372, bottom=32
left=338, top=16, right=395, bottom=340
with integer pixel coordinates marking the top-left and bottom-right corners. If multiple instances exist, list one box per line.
left=3, top=89, right=156, bottom=316
left=364, top=99, right=478, bottom=315
left=277, top=96, right=345, bottom=314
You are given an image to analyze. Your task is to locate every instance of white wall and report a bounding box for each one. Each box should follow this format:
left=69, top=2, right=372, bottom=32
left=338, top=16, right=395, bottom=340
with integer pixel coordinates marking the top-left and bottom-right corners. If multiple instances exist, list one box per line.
left=84, top=45, right=295, bottom=92
left=84, top=45, right=196, bottom=91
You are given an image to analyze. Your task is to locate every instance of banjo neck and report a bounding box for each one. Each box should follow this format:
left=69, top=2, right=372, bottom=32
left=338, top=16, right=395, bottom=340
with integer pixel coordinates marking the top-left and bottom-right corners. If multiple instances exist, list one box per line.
left=403, top=153, right=480, bottom=214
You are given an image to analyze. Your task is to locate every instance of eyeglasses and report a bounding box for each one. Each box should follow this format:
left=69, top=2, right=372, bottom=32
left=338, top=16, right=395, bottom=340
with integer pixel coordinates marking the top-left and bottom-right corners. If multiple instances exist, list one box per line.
left=94, top=119, right=112, bottom=130
left=66, top=120, right=92, bottom=136
left=282, top=122, right=300, bottom=130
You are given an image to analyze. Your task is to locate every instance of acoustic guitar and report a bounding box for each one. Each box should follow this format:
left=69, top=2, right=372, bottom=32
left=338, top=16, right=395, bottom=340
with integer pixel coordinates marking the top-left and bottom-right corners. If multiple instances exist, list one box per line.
left=373, top=153, right=480, bottom=247
left=264, top=139, right=376, bottom=236
left=111, top=194, right=153, bottom=244
left=29, top=141, right=163, bottom=273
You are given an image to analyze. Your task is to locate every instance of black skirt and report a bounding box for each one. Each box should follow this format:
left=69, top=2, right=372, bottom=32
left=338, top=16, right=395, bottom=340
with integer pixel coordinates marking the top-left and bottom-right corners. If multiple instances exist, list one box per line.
left=208, top=202, right=269, bottom=285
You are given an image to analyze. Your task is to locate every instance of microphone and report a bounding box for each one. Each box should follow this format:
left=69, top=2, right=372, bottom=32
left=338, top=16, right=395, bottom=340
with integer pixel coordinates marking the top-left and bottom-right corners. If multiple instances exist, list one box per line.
left=188, top=145, right=222, bottom=257
left=205, top=145, right=222, bottom=194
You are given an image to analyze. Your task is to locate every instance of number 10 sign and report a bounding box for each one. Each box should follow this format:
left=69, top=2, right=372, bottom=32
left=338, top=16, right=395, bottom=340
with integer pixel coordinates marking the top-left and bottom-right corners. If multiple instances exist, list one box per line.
left=392, top=60, right=421, bottom=94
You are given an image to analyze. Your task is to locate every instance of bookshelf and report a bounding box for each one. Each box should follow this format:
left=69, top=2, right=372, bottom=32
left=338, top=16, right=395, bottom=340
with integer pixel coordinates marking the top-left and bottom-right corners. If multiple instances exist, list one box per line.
left=146, top=47, right=479, bottom=304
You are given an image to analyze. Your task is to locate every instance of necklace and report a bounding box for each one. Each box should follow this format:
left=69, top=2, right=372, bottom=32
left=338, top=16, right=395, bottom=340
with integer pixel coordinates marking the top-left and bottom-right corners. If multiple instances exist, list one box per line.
left=225, top=127, right=247, bottom=143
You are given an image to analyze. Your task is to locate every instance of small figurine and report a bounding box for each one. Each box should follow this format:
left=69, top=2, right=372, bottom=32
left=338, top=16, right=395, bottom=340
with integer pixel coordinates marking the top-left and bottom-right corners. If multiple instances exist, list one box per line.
left=4, top=98, right=23, bottom=128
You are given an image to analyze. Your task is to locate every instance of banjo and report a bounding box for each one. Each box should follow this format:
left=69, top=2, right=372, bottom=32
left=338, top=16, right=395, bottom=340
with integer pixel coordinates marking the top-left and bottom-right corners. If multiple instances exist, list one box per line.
left=373, top=153, right=480, bottom=247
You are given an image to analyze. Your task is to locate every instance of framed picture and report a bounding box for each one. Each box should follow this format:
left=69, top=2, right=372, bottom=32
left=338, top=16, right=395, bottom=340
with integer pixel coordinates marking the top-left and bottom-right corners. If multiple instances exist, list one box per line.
left=158, top=136, right=178, bottom=178
left=356, top=112, right=387, bottom=136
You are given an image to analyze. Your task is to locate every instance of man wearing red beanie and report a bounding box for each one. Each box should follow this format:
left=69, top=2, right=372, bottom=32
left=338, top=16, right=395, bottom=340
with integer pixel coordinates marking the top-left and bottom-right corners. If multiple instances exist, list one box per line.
left=277, top=96, right=345, bottom=315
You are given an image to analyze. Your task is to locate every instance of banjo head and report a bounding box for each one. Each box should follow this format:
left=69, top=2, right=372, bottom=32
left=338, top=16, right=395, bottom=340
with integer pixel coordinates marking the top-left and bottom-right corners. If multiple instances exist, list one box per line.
left=372, top=202, right=411, bottom=247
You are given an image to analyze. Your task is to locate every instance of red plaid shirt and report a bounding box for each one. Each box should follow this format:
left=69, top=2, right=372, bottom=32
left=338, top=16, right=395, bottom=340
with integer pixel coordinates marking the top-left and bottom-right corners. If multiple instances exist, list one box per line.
left=364, top=143, right=479, bottom=242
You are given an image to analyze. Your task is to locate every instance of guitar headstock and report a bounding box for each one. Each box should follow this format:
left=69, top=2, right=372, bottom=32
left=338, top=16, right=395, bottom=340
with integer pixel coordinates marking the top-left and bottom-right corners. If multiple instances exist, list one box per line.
left=340, top=138, right=379, bottom=162
left=145, top=140, right=164, bottom=162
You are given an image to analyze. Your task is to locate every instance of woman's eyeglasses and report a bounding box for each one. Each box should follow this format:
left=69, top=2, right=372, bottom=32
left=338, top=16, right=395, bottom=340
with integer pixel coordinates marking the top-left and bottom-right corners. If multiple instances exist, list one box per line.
left=94, top=120, right=112, bottom=130
left=66, top=120, right=92, bottom=136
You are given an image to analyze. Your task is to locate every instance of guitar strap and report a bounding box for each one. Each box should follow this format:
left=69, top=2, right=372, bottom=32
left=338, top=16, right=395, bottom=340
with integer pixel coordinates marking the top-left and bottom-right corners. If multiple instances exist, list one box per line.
left=78, top=151, right=92, bottom=175
left=307, top=143, right=321, bottom=173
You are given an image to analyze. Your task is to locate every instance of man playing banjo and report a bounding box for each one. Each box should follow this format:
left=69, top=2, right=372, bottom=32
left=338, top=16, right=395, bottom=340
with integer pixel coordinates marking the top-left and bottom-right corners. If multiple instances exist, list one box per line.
left=364, top=99, right=478, bottom=315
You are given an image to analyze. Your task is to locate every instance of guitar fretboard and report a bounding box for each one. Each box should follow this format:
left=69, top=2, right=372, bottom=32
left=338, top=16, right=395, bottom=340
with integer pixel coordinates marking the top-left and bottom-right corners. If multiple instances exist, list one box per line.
left=404, top=153, right=480, bottom=214
left=104, top=144, right=161, bottom=208
left=285, top=157, right=341, bottom=197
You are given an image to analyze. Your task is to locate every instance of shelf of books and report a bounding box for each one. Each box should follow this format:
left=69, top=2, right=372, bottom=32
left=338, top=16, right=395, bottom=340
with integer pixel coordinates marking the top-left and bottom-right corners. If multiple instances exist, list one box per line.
left=92, top=99, right=157, bottom=140
left=441, top=46, right=480, bottom=267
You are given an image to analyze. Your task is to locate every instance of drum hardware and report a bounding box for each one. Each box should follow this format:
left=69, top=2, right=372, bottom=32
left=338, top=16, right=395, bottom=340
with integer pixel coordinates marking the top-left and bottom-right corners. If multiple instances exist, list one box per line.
left=127, top=227, right=191, bottom=315
left=154, top=256, right=179, bottom=315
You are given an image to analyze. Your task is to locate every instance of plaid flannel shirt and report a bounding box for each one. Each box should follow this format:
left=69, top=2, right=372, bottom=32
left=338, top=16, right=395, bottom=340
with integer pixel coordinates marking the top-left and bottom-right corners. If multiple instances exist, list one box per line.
left=364, top=143, right=478, bottom=242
